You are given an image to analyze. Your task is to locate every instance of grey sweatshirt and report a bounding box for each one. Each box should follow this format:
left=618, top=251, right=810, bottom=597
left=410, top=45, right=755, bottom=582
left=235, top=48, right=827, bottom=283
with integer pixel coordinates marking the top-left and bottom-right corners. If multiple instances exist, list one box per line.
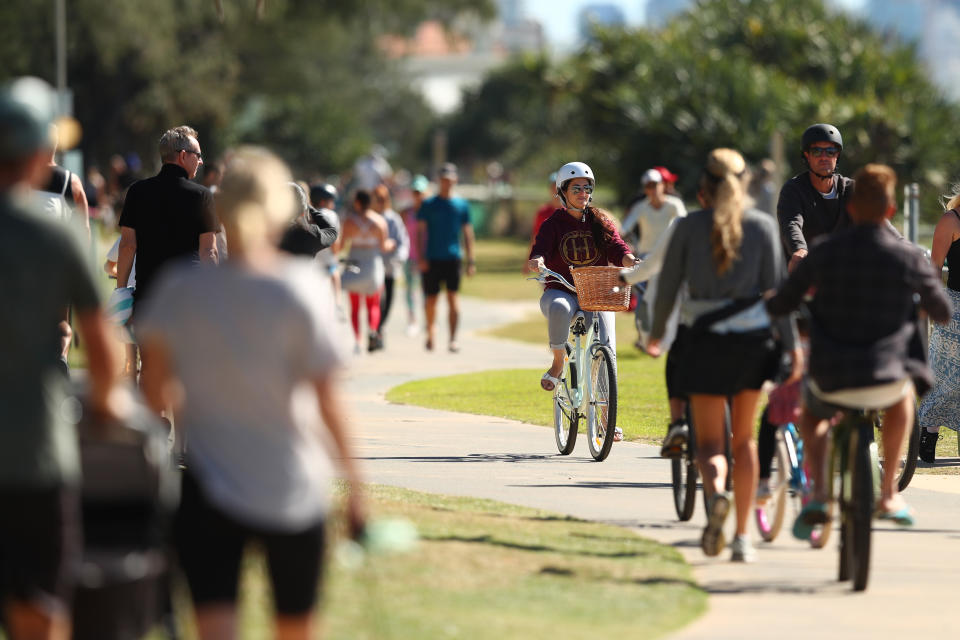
left=651, top=208, right=797, bottom=350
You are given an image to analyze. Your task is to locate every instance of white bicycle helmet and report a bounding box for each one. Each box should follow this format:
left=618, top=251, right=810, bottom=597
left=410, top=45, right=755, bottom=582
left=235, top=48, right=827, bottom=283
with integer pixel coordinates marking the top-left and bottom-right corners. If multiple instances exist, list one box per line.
left=555, top=161, right=595, bottom=191
left=555, top=161, right=595, bottom=210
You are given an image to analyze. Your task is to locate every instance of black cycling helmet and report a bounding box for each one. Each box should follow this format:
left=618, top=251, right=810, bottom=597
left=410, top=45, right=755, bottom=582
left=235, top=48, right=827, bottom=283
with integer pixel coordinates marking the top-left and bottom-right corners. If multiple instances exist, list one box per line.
left=309, top=182, right=338, bottom=204
left=801, top=123, right=843, bottom=152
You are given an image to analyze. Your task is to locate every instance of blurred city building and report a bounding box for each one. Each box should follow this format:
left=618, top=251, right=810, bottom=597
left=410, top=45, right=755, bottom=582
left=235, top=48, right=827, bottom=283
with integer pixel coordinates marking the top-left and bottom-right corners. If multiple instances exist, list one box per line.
left=578, top=4, right=628, bottom=40
left=381, top=0, right=545, bottom=114
left=865, top=0, right=960, bottom=99
left=645, top=0, right=694, bottom=27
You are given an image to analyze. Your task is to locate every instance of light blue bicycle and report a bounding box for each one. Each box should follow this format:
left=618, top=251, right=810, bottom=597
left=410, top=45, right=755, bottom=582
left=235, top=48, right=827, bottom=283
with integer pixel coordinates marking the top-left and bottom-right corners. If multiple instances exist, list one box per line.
left=531, top=266, right=624, bottom=461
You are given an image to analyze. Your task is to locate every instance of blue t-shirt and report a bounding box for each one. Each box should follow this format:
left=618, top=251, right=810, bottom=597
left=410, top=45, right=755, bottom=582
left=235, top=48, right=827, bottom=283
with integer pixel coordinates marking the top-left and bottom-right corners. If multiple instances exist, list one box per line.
left=417, top=195, right=471, bottom=260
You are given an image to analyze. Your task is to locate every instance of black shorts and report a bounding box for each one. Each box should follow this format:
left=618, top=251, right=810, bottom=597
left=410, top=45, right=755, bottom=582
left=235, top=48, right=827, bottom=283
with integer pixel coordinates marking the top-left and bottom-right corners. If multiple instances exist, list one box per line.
left=174, top=473, right=326, bottom=616
left=664, top=325, right=689, bottom=400
left=679, top=329, right=778, bottom=396
left=422, top=259, right=461, bottom=296
left=0, top=486, right=81, bottom=608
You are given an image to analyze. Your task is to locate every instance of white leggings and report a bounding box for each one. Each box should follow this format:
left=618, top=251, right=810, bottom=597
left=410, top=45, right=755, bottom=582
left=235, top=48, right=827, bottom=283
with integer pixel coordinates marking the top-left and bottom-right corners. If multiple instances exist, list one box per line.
left=539, top=288, right=616, bottom=354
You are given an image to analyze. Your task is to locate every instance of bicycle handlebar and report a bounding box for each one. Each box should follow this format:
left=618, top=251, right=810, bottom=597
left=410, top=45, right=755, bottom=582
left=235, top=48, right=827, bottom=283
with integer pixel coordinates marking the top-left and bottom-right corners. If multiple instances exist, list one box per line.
left=528, top=265, right=576, bottom=293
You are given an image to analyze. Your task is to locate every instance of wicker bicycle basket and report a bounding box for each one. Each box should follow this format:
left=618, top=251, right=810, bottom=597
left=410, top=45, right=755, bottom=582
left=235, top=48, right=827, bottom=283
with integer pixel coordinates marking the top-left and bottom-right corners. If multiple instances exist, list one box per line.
left=570, top=266, right=631, bottom=312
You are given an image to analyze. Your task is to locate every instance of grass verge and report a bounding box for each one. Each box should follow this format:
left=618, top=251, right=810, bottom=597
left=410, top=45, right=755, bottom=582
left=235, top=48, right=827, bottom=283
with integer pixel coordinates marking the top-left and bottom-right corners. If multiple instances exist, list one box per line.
left=388, top=309, right=672, bottom=444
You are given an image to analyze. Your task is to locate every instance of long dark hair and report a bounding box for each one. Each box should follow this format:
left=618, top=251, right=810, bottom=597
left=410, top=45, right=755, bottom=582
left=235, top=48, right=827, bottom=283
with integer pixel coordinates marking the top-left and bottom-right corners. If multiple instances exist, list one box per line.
left=586, top=205, right=617, bottom=254
left=561, top=178, right=616, bottom=253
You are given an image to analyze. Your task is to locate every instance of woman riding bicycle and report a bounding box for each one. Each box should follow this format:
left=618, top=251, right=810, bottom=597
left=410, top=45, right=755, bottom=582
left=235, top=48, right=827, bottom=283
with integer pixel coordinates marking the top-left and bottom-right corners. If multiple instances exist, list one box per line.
left=526, top=162, right=638, bottom=438
left=647, top=148, right=801, bottom=563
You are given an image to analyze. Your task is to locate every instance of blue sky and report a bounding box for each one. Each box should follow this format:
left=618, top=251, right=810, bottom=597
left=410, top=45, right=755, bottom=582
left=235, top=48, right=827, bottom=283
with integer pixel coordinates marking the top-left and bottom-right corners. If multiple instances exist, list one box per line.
left=524, top=0, right=866, bottom=48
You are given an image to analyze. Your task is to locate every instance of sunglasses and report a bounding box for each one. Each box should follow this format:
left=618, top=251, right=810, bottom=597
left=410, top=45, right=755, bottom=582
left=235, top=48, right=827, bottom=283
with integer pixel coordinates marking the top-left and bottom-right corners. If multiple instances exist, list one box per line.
left=807, top=146, right=840, bottom=158
left=181, top=148, right=203, bottom=161
left=568, top=184, right=594, bottom=195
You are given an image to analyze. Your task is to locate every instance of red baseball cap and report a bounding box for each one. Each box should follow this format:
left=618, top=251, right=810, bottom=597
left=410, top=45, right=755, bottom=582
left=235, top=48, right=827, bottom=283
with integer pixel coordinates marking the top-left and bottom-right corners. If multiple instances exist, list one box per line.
left=654, top=166, right=678, bottom=183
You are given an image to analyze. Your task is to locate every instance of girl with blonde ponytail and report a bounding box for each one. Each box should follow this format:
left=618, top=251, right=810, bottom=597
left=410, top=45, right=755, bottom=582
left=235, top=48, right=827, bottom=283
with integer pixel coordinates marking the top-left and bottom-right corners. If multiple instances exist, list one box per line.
left=646, top=148, right=801, bottom=564
left=136, top=146, right=367, bottom=638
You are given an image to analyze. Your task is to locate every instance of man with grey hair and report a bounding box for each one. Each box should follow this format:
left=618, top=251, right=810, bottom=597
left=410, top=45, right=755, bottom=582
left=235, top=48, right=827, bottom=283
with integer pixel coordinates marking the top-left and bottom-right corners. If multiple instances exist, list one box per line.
left=117, top=125, right=218, bottom=314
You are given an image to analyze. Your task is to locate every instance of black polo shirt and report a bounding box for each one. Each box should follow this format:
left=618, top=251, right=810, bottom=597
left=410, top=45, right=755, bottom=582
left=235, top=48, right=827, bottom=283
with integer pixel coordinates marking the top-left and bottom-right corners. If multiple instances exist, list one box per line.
left=776, top=172, right=855, bottom=257
left=119, top=164, right=217, bottom=302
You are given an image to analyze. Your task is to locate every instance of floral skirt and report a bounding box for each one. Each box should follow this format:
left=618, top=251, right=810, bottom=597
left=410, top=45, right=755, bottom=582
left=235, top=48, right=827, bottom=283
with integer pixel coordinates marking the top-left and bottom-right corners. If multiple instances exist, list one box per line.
left=918, top=288, right=960, bottom=431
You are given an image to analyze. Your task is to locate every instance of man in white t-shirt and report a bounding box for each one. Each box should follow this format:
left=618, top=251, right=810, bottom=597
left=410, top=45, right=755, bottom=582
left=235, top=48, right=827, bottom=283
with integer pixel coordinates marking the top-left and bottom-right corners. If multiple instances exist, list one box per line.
left=621, top=168, right=687, bottom=349
left=621, top=168, right=687, bottom=257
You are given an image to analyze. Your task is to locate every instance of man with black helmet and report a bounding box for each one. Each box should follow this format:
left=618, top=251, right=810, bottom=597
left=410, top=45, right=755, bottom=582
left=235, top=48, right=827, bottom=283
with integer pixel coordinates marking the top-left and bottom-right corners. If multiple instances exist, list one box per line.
left=777, top=123, right=853, bottom=271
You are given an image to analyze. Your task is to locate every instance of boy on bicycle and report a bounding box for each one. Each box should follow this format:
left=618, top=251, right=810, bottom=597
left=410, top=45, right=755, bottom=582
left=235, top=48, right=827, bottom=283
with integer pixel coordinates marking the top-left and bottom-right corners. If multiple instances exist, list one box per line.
left=766, top=164, right=951, bottom=537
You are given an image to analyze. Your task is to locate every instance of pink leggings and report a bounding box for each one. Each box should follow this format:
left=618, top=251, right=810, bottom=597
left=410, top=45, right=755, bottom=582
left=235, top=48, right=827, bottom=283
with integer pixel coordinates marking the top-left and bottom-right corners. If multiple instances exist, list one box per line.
left=349, top=291, right=381, bottom=339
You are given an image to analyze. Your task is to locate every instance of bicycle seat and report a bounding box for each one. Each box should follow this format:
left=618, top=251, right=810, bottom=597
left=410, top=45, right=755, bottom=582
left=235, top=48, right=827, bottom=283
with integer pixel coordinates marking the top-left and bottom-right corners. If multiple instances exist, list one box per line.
left=809, top=378, right=913, bottom=412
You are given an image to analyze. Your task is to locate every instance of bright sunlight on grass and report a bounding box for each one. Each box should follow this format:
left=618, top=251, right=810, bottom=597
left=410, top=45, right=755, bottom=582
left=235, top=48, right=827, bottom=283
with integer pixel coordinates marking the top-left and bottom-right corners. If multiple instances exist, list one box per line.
left=321, top=485, right=705, bottom=639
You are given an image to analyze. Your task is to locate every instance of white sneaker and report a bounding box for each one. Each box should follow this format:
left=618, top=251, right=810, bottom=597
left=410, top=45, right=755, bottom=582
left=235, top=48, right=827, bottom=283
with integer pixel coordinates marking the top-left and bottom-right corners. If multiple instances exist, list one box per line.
left=730, top=535, right=757, bottom=563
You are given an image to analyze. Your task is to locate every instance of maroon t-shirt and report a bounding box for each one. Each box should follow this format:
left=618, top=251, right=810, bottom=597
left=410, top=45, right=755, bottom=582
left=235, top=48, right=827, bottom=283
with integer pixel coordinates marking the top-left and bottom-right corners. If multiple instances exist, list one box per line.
left=529, top=208, right=631, bottom=291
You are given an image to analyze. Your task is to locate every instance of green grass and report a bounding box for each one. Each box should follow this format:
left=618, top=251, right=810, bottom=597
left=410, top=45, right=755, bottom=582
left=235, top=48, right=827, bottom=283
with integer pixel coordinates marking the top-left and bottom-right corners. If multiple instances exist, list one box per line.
left=389, top=312, right=673, bottom=444
left=237, top=485, right=703, bottom=640
left=461, top=237, right=538, bottom=301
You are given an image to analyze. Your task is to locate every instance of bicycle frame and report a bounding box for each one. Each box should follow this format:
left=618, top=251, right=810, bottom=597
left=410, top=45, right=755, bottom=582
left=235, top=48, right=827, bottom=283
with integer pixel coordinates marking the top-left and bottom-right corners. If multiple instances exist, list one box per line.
left=530, top=266, right=604, bottom=416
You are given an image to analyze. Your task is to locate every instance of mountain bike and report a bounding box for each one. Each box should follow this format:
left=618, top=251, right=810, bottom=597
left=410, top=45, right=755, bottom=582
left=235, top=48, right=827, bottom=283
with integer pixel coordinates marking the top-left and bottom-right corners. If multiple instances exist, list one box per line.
left=531, top=265, right=628, bottom=461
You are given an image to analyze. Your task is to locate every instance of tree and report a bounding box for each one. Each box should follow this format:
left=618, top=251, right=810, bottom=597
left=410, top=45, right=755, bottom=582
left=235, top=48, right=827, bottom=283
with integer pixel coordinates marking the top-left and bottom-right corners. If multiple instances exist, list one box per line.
left=446, top=0, right=960, bottom=220
left=0, top=0, right=494, bottom=175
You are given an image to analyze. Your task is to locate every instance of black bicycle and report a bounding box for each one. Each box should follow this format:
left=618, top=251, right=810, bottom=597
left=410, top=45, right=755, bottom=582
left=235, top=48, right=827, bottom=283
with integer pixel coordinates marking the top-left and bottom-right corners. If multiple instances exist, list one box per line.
left=829, top=409, right=880, bottom=592
left=670, top=402, right=733, bottom=522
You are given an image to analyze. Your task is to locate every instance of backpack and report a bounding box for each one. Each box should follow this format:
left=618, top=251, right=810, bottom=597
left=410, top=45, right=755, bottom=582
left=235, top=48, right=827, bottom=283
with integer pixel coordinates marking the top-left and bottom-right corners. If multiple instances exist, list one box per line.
left=34, top=166, right=72, bottom=222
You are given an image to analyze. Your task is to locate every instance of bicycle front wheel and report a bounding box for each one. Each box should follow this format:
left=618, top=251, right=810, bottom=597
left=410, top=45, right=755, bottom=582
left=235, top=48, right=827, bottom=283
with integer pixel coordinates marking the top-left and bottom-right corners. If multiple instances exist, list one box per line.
left=756, top=434, right=790, bottom=542
left=554, top=390, right=578, bottom=455
left=586, top=345, right=617, bottom=461
left=671, top=408, right=698, bottom=521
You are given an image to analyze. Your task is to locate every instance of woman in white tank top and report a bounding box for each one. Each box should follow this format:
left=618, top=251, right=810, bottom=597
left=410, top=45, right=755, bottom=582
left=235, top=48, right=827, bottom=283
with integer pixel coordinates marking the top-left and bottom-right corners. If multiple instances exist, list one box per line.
left=337, top=190, right=394, bottom=352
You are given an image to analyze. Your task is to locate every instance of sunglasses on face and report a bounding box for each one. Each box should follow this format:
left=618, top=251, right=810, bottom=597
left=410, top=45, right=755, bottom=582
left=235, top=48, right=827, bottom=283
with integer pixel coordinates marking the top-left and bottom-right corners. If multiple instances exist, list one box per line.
left=807, top=146, right=840, bottom=158
left=568, top=184, right=594, bottom=195
left=181, top=149, right=203, bottom=161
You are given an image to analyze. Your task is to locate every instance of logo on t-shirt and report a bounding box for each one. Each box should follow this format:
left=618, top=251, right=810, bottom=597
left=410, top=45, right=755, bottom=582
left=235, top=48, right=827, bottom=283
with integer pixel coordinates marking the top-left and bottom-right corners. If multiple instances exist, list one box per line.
left=560, top=230, right=599, bottom=266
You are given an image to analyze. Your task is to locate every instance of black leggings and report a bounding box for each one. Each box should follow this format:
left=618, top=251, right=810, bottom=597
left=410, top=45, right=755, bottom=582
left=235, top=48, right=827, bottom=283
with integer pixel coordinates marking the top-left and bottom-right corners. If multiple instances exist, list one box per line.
left=380, top=276, right=396, bottom=327
left=757, top=405, right=777, bottom=480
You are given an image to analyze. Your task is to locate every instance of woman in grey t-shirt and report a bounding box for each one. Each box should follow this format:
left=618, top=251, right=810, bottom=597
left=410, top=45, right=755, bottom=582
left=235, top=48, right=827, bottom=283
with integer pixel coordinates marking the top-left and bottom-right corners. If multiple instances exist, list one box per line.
left=137, top=147, right=365, bottom=638
left=647, top=148, right=800, bottom=564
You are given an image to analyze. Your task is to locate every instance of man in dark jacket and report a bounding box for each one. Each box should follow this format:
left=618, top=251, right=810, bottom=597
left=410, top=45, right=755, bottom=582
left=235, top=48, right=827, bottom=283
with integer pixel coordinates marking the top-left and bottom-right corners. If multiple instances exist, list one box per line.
left=767, top=164, right=951, bottom=535
left=776, top=123, right=855, bottom=272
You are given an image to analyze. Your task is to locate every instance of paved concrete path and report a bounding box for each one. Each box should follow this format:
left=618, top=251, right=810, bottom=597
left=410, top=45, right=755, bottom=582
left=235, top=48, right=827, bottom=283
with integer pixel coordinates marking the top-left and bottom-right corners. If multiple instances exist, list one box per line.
left=340, top=295, right=959, bottom=639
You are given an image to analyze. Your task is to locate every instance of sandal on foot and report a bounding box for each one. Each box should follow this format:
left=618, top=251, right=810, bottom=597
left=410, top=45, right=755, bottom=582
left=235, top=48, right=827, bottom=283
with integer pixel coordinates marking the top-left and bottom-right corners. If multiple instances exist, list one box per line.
left=701, top=493, right=730, bottom=557
left=793, top=500, right=829, bottom=541
left=540, top=371, right=560, bottom=391
left=448, top=341, right=460, bottom=353
left=876, top=505, right=915, bottom=527
left=613, top=426, right=623, bottom=442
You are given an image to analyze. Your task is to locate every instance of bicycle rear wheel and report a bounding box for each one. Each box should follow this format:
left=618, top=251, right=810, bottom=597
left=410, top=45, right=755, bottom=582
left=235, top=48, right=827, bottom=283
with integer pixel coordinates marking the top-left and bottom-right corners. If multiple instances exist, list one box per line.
left=586, top=345, right=617, bottom=461
left=875, top=407, right=919, bottom=492
left=756, top=434, right=790, bottom=542
left=839, top=419, right=874, bottom=590
left=553, top=390, right=578, bottom=455
left=671, top=408, right=697, bottom=521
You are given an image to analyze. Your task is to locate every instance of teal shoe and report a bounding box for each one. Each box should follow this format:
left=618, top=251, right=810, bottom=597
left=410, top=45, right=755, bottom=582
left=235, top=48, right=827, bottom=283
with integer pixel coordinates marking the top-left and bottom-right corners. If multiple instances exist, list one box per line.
left=792, top=500, right=829, bottom=541
left=877, top=505, right=915, bottom=527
